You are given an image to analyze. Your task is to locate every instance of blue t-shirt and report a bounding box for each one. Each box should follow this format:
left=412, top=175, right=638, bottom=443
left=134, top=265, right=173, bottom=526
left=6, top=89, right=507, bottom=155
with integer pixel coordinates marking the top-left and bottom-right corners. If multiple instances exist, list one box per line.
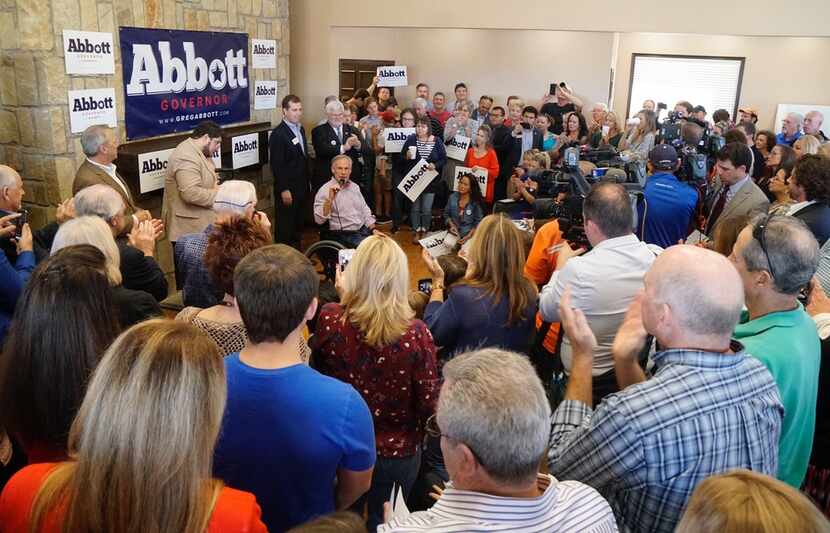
left=637, top=172, right=698, bottom=248
left=213, top=354, right=376, bottom=532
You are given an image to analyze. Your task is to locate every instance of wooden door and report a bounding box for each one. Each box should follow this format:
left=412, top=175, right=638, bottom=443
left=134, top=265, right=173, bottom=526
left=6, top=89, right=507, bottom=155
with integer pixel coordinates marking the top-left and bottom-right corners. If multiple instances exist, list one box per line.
left=338, top=58, right=395, bottom=100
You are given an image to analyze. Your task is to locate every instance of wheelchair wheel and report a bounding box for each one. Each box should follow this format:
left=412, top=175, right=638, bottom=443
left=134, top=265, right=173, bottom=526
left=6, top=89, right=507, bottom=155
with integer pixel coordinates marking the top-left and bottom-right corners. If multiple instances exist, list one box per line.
left=304, top=240, right=345, bottom=282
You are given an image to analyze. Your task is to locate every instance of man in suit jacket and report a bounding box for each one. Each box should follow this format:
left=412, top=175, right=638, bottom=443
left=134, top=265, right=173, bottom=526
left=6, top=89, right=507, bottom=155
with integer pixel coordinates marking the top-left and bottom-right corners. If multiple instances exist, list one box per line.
left=504, top=106, right=544, bottom=180
left=788, top=154, right=830, bottom=247
left=74, top=184, right=168, bottom=301
left=162, top=121, right=222, bottom=245
left=73, top=125, right=151, bottom=234
left=311, top=99, right=365, bottom=194
left=705, top=142, right=770, bottom=239
left=271, top=94, right=311, bottom=249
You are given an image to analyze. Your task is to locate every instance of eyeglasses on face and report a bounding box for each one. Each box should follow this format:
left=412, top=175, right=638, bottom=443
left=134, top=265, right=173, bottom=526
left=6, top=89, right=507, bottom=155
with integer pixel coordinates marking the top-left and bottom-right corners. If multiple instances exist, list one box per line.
left=425, top=414, right=488, bottom=468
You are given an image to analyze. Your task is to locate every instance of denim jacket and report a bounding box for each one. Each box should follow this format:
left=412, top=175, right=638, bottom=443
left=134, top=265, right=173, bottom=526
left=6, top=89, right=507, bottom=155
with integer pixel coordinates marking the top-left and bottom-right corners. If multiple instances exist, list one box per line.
left=444, top=192, right=483, bottom=238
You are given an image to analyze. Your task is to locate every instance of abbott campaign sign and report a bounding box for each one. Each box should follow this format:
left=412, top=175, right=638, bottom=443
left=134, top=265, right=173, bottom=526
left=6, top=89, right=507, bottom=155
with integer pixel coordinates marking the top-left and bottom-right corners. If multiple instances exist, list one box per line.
left=445, top=134, right=471, bottom=161
left=119, top=27, right=250, bottom=139
left=453, top=166, right=488, bottom=197
left=63, top=30, right=115, bottom=74
left=138, top=148, right=174, bottom=193
left=376, top=65, right=407, bottom=87
left=254, top=81, right=277, bottom=110
left=397, top=158, right=438, bottom=202
left=68, top=88, right=117, bottom=133
left=232, top=133, right=259, bottom=169
left=383, top=128, right=415, bottom=153
left=251, top=39, right=277, bottom=69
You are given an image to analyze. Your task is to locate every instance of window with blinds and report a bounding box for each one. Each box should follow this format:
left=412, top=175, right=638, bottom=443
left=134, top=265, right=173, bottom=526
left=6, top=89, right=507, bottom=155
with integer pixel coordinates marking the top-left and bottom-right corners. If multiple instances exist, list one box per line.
left=626, top=54, right=745, bottom=122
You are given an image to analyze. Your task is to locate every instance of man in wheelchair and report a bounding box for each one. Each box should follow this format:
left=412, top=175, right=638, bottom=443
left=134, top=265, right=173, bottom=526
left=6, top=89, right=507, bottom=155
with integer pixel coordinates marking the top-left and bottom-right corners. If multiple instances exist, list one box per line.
left=313, top=154, right=377, bottom=249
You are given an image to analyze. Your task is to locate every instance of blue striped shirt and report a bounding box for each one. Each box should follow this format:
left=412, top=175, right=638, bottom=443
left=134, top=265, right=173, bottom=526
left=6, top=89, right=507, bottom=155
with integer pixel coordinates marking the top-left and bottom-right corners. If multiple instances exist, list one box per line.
left=378, top=474, right=617, bottom=532
left=548, top=343, right=783, bottom=533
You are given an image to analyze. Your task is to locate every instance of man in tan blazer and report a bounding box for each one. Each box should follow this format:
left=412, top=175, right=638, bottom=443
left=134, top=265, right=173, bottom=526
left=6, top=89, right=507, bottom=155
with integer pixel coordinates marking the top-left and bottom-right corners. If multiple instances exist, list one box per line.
left=73, top=125, right=151, bottom=234
left=162, top=121, right=222, bottom=244
left=705, top=142, right=770, bottom=239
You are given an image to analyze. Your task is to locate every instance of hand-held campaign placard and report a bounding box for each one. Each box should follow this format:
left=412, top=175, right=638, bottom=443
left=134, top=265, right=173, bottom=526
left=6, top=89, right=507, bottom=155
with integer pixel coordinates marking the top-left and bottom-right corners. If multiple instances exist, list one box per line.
left=68, top=88, right=117, bottom=133
left=445, top=135, right=471, bottom=161
left=453, top=166, right=488, bottom=196
left=376, top=65, right=408, bottom=87
left=254, top=81, right=277, bottom=110
left=251, top=39, right=277, bottom=69
left=419, top=230, right=458, bottom=258
left=397, top=159, right=438, bottom=202
left=231, top=133, right=259, bottom=169
left=383, top=128, right=415, bottom=153
left=138, top=148, right=175, bottom=193
left=63, top=30, right=115, bottom=74
left=119, top=27, right=250, bottom=139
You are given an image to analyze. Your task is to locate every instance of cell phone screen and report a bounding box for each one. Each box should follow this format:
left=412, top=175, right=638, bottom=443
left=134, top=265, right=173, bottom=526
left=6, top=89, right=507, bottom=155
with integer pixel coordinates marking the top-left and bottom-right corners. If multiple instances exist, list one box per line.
left=549, top=83, right=557, bottom=95
left=417, top=279, right=432, bottom=294
left=338, top=249, right=356, bottom=270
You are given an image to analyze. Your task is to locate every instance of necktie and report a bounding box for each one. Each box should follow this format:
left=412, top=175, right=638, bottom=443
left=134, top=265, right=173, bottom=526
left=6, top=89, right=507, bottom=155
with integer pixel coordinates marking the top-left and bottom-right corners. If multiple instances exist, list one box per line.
left=337, top=127, right=343, bottom=144
left=707, top=184, right=730, bottom=233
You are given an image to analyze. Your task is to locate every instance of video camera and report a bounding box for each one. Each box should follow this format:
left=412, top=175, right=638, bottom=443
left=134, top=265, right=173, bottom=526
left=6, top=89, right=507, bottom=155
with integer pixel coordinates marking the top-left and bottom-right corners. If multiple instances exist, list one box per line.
left=535, top=147, right=643, bottom=248
left=657, top=116, right=725, bottom=183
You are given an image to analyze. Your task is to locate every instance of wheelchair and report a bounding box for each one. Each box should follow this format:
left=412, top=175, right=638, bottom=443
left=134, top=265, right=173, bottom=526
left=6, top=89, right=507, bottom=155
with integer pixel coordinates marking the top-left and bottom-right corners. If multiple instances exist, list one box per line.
left=303, top=224, right=346, bottom=283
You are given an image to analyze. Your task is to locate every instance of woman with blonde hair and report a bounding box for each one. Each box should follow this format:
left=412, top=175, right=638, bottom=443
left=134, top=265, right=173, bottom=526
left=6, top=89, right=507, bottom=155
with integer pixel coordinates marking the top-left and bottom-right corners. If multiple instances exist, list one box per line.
left=676, top=469, right=830, bottom=533
left=51, top=216, right=160, bottom=326
left=0, top=319, right=267, bottom=532
left=423, top=214, right=538, bottom=355
left=312, top=234, right=438, bottom=532
left=591, top=111, right=623, bottom=149
left=795, top=134, right=822, bottom=158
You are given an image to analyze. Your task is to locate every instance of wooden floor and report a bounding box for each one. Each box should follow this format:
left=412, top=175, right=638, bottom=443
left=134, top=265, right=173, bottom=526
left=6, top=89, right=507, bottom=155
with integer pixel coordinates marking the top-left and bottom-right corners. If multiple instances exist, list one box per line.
left=300, top=225, right=433, bottom=290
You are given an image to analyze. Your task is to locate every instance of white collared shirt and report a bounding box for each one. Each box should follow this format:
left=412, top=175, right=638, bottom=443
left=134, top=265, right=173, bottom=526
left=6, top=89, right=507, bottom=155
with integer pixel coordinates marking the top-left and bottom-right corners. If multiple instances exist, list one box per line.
left=540, top=234, right=661, bottom=374
left=378, top=474, right=617, bottom=533
left=787, top=200, right=817, bottom=216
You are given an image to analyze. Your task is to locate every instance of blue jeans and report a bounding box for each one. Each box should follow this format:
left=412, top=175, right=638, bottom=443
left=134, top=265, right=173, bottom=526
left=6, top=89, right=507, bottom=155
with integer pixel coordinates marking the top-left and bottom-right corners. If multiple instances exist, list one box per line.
left=410, top=193, right=435, bottom=232
left=354, top=450, right=421, bottom=532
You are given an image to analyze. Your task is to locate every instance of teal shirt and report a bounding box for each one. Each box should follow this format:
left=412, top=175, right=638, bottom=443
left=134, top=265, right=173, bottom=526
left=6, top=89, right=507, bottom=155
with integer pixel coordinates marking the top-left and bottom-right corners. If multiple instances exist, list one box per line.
left=734, top=304, right=820, bottom=487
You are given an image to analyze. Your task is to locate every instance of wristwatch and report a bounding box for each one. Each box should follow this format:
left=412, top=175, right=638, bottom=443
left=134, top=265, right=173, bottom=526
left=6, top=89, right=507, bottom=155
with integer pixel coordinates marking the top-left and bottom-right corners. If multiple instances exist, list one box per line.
left=432, top=282, right=445, bottom=291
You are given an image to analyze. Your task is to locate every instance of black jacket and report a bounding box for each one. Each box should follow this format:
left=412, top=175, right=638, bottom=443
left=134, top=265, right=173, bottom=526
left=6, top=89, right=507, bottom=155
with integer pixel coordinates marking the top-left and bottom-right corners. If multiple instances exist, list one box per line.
left=0, top=218, right=59, bottom=265
left=401, top=135, right=448, bottom=196
left=270, top=121, right=310, bottom=199
left=501, top=129, right=543, bottom=180
left=793, top=202, right=830, bottom=247
left=111, top=285, right=162, bottom=328
left=311, top=123, right=366, bottom=189
left=117, top=239, right=169, bottom=302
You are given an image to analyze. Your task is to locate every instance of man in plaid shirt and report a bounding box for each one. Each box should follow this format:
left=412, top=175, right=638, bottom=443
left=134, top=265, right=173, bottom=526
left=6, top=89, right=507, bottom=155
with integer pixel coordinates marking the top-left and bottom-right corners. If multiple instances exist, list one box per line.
left=548, top=245, right=783, bottom=533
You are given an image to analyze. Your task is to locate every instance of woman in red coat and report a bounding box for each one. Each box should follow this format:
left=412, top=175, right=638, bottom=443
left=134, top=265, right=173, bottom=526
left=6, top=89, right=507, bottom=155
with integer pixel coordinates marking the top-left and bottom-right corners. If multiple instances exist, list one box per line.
left=464, top=124, right=500, bottom=204
left=0, top=319, right=267, bottom=533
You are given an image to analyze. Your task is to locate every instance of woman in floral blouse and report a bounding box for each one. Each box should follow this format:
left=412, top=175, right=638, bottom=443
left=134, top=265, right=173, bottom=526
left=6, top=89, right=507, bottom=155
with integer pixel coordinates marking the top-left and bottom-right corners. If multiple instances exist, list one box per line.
left=312, top=234, right=438, bottom=532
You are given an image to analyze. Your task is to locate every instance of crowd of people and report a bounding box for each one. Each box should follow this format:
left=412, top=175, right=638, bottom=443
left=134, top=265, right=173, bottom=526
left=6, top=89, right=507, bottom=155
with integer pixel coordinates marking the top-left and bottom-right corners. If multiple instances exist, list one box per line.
left=0, top=70, right=828, bottom=533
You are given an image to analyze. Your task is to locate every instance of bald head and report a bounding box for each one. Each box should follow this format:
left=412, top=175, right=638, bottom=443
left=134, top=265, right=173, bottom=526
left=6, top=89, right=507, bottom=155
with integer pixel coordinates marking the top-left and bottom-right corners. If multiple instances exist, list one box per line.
left=804, top=111, right=824, bottom=136
left=645, top=245, right=744, bottom=340
left=0, top=165, right=20, bottom=190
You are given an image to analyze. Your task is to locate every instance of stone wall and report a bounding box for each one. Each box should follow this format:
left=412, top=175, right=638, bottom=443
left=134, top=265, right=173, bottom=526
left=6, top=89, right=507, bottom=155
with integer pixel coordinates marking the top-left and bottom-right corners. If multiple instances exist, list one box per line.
left=0, top=0, right=290, bottom=229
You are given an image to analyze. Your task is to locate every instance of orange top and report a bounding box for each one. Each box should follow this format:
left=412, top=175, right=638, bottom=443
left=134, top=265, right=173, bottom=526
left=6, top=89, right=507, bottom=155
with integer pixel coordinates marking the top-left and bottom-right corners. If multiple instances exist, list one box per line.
left=524, top=220, right=564, bottom=353
left=464, top=147, right=500, bottom=203
left=0, top=463, right=267, bottom=533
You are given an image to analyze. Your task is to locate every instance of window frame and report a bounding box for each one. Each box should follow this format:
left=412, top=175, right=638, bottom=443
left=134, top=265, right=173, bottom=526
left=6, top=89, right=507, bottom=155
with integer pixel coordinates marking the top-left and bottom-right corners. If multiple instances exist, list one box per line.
left=625, top=53, right=746, bottom=119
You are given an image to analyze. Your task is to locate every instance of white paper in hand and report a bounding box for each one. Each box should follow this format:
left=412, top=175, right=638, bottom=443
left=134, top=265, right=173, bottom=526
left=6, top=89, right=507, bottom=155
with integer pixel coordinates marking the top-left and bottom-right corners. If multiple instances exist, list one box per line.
left=388, top=483, right=410, bottom=520
left=398, top=159, right=438, bottom=202
left=419, top=231, right=456, bottom=258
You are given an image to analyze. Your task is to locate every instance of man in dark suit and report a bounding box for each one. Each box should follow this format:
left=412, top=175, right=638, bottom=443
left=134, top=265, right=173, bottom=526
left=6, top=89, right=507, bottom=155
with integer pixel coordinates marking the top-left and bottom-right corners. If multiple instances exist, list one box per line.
left=311, top=99, right=365, bottom=194
left=705, top=142, right=770, bottom=239
left=271, top=94, right=311, bottom=249
left=489, top=106, right=513, bottom=202
left=503, top=106, right=544, bottom=180
left=789, top=154, right=830, bottom=247
left=73, top=124, right=152, bottom=233
left=74, top=184, right=168, bottom=301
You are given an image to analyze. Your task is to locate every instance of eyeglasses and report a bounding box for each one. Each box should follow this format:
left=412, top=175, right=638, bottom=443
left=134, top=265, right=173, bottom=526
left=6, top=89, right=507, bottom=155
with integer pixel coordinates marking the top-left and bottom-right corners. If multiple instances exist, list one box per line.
left=425, top=414, right=487, bottom=468
left=752, top=214, right=779, bottom=280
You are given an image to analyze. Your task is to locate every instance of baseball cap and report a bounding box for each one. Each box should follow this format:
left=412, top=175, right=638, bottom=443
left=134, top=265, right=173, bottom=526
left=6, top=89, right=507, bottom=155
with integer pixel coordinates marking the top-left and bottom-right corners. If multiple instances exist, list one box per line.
left=649, top=144, right=679, bottom=170
left=693, top=105, right=706, bottom=114
left=738, top=107, right=758, bottom=119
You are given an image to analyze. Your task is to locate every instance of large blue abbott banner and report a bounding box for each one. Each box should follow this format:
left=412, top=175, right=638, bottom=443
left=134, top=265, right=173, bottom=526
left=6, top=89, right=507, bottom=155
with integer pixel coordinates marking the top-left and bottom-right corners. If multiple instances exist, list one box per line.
left=119, top=27, right=250, bottom=139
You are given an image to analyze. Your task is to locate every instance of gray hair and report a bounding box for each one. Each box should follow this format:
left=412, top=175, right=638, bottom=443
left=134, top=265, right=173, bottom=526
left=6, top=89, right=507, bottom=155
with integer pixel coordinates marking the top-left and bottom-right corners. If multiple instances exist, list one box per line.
left=787, top=112, right=804, bottom=126
left=212, top=180, right=257, bottom=216
left=413, top=97, right=427, bottom=110
left=74, top=184, right=125, bottom=221
left=51, top=216, right=122, bottom=286
left=80, top=124, right=112, bottom=157
left=807, top=110, right=824, bottom=126
left=438, top=348, right=550, bottom=485
left=325, top=99, right=345, bottom=115
left=742, top=214, right=819, bottom=295
left=592, top=102, right=609, bottom=112
left=0, top=165, right=20, bottom=190
left=331, top=154, right=352, bottom=168
left=323, top=94, right=338, bottom=106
